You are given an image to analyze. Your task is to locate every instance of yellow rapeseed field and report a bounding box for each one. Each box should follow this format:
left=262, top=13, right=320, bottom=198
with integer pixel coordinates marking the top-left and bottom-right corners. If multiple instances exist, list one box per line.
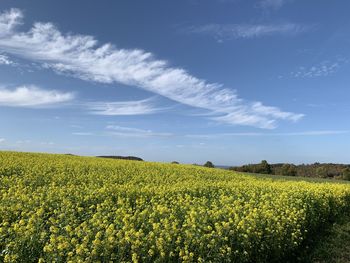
left=0, top=151, right=349, bottom=262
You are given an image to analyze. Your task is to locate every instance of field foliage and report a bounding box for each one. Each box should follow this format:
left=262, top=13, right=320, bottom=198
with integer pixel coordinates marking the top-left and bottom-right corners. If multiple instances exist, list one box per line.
left=0, top=152, right=350, bottom=262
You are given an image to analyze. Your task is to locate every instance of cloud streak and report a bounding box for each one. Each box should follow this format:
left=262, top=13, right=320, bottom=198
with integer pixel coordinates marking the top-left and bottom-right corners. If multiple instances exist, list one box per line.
left=186, top=23, right=309, bottom=41
left=291, top=58, right=348, bottom=78
left=72, top=132, right=94, bottom=136
left=0, top=85, right=74, bottom=107
left=0, top=8, right=22, bottom=35
left=74, top=128, right=349, bottom=140
left=0, top=82, right=161, bottom=114
left=0, top=54, right=12, bottom=65
left=72, top=125, right=174, bottom=138
left=105, top=125, right=173, bottom=138
left=186, top=130, right=349, bottom=139
left=0, top=8, right=303, bottom=128
left=87, top=98, right=163, bottom=116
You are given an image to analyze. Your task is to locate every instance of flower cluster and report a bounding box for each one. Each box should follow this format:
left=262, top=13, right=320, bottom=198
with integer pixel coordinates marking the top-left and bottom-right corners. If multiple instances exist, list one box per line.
left=0, top=151, right=349, bottom=262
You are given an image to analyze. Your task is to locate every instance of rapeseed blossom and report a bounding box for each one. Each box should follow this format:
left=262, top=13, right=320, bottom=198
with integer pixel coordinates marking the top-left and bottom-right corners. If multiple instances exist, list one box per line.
left=0, top=151, right=349, bottom=262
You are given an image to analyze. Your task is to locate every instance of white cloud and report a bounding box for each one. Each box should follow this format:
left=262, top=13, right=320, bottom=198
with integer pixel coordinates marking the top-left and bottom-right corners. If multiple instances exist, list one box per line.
left=40, top=141, right=55, bottom=145
left=105, top=125, right=173, bottom=138
left=187, top=130, right=349, bottom=139
left=72, top=132, right=94, bottom=136
left=106, top=125, right=152, bottom=133
left=0, top=54, right=12, bottom=65
left=15, top=140, right=31, bottom=144
left=75, top=128, right=348, bottom=140
left=251, top=102, right=302, bottom=122
left=0, top=8, right=22, bottom=36
left=13, top=139, right=54, bottom=146
left=72, top=126, right=173, bottom=138
left=88, top=98, right=162, bottom=116
left=0, top=9, right=303, bottom=129
left=70, top=124, right=83, bottom=129
left=291, top=59, right=347, bottom=78
left=279, top=130, right=349, bottom=136
left=187, top=23, right=309, bottom=41
left=0, top=85, right=74, bottom=107
left=0, top=138, right=5, bottom=143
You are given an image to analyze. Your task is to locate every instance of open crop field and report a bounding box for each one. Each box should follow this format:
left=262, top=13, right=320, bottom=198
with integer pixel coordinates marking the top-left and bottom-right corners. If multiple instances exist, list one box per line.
left=0, top=152, right=350, bottom=263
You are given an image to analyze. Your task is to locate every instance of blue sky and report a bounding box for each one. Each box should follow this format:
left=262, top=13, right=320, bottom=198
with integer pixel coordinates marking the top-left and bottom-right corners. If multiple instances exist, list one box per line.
left=0, top=0, right=350, bottom=165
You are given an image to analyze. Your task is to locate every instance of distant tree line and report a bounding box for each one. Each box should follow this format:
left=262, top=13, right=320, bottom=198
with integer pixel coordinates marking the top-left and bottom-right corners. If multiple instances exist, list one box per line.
left=97, top=156, right=143, bottom=161
left=229, top=160, right=350, bottom=180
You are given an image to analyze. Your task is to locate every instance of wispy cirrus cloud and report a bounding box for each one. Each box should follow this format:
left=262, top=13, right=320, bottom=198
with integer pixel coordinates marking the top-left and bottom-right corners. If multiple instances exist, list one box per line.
left=212, top=102, right=302, bottom=128
left=186, top=130, right=349, bottom=139
left=0, top=8, right=303, bottom=129
left=72, top=132, right=94, bottom=136
left=0, top=54, right=13, bottom=65
left=279, top=130, right=349, bottom=136
left=291, top=58, right=348, bottom=78
left=0, top=8, right=22, bottom=34
left=186, top=23, right=310, bottom=42
left=0, top=85, right=74, bottom=107
left=75, top=128, right=349, bottom=140
left=106, top=125, right=153, bottom=133
left=0, top=81, right=162, bottom=114
left=87, top=98, right=163, bottom=116
left=73, top=125, right=173, bottom=138
left=0, top=83, right=163, bottom=115
left=105, top=125, right=173, bottom=138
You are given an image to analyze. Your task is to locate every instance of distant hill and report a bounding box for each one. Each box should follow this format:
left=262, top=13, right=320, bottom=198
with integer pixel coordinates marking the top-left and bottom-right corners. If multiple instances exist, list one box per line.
left=97, top=156, right=143, bottom=161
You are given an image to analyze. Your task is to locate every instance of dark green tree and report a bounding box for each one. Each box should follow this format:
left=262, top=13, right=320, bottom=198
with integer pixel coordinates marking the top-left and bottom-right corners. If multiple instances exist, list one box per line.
left=316, top=166, right=328, bottom=178
left=204, top=161, right=214, bottom=168
left=259, top=160, right=272, bottom=174
left=281, top=164, right=297, bottom=176
left=342, top=167, right=350, bottom=181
